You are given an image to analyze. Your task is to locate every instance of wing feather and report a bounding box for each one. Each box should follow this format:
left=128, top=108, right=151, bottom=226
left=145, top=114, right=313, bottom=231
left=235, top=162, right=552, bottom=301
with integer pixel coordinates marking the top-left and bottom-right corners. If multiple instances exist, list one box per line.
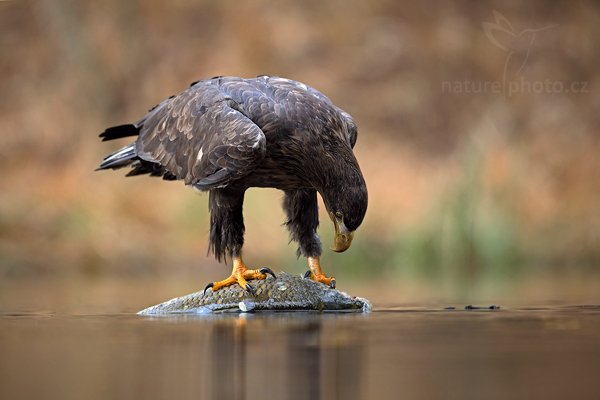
left=135, top=83, right=266, bottom=189
left=261, top=76, right=358, bottom=148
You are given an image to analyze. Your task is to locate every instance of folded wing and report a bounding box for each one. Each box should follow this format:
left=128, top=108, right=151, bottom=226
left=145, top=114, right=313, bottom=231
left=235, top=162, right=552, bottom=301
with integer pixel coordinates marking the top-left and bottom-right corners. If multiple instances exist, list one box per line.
left=135, top=84, right=267, bottom=190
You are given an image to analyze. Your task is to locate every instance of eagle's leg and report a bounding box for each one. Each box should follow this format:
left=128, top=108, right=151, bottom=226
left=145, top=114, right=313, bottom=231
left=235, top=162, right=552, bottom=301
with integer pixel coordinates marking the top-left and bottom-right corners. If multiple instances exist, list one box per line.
left=305, top=256, right=336, bottom=289
left=205, top=188, right=275, bottom=294
left=284, top=189, right=335, bottom=288
left=205, top=256, right=275, bottom=294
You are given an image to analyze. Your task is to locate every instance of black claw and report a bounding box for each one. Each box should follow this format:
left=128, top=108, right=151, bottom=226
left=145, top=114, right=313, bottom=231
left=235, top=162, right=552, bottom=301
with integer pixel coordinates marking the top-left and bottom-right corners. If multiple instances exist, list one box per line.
left=245, top=283, right=255, bottom=295
left=329, top=279, right=336, bottom=289
left=203, top=282, right=214, bottom=295
left=303, top=270, right=311, bottom=279
left=259, top=267, right=277, bottom=279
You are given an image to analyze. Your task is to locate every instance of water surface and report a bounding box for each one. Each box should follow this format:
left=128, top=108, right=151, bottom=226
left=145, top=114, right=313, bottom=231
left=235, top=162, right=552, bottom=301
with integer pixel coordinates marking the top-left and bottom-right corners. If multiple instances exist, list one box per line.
left=1, top=306, right=599, bottom=400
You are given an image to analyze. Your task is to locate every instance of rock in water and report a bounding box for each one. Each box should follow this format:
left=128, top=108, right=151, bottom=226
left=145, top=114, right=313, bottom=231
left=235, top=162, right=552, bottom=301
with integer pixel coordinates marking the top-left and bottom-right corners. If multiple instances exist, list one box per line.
left=138, top=272, right=371, bottom=315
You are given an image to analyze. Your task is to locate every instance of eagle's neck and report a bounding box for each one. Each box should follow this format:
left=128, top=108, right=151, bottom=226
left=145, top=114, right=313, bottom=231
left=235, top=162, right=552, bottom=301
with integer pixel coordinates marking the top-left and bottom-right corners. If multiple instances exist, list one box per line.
left=312, top=146, right=367, bottom=220
left=311, top=145, right=362, bottom=189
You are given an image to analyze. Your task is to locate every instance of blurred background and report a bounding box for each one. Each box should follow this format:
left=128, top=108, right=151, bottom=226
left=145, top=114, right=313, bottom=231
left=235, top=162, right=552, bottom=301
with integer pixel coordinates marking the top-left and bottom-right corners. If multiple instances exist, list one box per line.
left=1, top=0, right=599, bottom=312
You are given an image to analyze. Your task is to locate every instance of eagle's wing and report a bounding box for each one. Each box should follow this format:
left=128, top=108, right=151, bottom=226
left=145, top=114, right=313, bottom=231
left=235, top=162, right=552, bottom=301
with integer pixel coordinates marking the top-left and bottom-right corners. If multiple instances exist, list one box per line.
left=285, top=79, right=358, bottom=148
left=135, top=83, right=266, bottom=190
left=338, top=110, right=358, bottom=149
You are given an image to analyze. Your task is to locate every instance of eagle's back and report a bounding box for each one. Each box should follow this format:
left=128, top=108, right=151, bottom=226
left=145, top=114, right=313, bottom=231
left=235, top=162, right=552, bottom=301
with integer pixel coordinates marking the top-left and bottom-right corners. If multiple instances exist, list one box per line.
left=99, top=76, right=357, bottom=191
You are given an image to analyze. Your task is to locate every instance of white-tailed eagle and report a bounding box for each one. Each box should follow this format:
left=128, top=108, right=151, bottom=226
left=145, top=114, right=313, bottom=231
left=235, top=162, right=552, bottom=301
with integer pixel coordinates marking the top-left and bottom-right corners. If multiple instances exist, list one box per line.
left=98, top=75, right=368, bottom=293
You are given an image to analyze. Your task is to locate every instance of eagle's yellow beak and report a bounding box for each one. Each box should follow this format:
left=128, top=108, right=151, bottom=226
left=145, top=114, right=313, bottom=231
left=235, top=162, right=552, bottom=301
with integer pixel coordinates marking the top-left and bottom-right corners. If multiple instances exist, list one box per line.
left=331, top=213, right=354, bottom=252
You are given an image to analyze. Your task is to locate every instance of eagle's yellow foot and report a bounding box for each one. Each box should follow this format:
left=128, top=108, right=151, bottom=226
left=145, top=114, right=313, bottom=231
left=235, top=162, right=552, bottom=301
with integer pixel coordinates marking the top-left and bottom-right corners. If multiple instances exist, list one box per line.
left=304, top=256, right=336, bottom=289
left=204, top=257, right=276, bottom=295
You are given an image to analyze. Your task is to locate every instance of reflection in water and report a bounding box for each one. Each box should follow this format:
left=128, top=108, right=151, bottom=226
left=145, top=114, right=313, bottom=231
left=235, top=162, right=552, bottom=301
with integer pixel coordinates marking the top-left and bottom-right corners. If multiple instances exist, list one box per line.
left=285, top=320, right=322, bottom=400
left=207, top=314, right=364, bottom=400
left=210, top=318, right=251, bottom=400
left=1, top=308, right=600, bottom=400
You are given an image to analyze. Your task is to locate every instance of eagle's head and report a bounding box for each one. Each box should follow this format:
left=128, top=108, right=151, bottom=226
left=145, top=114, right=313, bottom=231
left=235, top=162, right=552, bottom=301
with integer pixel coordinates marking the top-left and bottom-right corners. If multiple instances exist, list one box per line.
left=321, top=159, right=368, bottom=253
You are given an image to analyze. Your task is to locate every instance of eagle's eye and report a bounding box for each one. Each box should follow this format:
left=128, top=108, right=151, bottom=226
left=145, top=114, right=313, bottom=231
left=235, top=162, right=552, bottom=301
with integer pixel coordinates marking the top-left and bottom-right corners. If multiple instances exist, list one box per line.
left=335, top=211, right=343, bottom=219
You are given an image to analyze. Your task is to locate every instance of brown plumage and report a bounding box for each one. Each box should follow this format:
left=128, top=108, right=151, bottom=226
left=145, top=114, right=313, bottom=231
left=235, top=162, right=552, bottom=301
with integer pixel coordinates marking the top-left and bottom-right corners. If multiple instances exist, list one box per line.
left=98, top=75, right=367, bottom=292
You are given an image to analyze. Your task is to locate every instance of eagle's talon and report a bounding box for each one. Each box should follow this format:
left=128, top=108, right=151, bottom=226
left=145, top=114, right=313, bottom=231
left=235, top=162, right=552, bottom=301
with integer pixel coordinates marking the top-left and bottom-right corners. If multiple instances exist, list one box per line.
left=303, top=270, right=335, bottom=288
left=306, top=257, right=335, bottom=288
left=245, top=283, right=255, bottom=295
left=259, top=267, right=276, bottom=279
left=207, top=257, right=273, bottom=293
left=203, top=282, right=214, bottom=294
